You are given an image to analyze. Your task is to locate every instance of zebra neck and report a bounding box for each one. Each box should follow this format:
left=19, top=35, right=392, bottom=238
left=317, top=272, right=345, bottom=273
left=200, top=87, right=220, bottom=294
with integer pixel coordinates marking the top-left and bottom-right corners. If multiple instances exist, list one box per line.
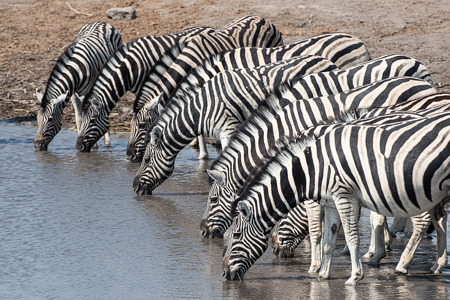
left=160, top=101, right=202, bottom=155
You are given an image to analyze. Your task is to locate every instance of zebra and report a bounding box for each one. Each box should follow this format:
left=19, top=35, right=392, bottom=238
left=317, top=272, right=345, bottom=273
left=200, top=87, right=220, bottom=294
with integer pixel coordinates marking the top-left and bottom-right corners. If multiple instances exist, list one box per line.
left=127, top=32, right=372, bottom=162
left=133, top=55, right=340, bottom=195
left=67, top=25, right=213, bottom=152
left=201, top=55, right=434, bottom=238
left=268, top=103, right=450, bottom=275
left=209, top=93, right=448, bottom=272
left=223, top=109, right=450, bottom=285
left=271, top=201, right=309, bottom=258
left=34, top=22, right=122, bottom=151
left=76, top=15, right=283, bottom=152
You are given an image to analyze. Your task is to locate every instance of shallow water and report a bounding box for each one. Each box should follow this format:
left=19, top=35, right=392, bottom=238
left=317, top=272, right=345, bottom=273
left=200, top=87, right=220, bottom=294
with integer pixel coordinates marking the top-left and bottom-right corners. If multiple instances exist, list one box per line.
left=0, top=123, right=449, bottom=299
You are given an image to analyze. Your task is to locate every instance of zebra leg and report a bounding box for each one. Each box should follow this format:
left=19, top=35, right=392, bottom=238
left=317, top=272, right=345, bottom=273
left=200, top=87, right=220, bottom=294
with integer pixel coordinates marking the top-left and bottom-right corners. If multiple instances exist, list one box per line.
left=318, top=205, right=341, bottom=280
left=394, top=211, right=431, bottom=274
left=104, top=130, right=111, bottom=146
left=364, top=211, right=387, bottom=267
left=389, top=217, right=408, bottom=238
left=430, top=203, right=447, bottom=273
left=334, top=196, right=364, bottom=285
left=70, top=94, right=82, bottom=132
left=384, top=220, right=392, bottom=252
left=305, top=200, right=323, bottom=274
left=197, top=136, right=208, bottom=160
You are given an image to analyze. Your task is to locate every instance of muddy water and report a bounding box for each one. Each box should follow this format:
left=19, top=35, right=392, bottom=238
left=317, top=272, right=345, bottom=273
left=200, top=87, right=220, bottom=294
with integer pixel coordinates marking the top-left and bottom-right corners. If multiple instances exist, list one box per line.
left=0, top=123, right=449, bottom=299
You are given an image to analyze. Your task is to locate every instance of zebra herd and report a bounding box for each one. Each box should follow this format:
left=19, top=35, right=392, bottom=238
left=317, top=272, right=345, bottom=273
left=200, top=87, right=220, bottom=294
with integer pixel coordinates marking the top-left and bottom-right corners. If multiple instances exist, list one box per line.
left=34, top=16, right=449, bottom=285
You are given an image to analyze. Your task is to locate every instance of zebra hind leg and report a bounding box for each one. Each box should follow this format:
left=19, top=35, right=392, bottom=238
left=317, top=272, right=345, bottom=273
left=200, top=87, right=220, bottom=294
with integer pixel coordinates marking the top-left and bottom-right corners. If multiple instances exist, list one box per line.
left=394, top=211, right=431, bottom=274
left=334, top=196, right=364, bottom=285
left=104, top=130, right=111, bottom=146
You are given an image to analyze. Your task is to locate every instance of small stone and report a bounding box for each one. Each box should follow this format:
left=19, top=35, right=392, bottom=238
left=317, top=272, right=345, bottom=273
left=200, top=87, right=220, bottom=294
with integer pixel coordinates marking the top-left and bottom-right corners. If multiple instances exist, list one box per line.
left=106, top=7, right=136, bottom=20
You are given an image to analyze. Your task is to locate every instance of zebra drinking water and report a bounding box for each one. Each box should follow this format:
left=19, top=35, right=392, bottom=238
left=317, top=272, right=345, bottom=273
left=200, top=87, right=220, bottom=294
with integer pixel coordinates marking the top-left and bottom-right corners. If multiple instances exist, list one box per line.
left=34, top=22, right=122, bottom=150
left=223, top=110, right=450, bottom=285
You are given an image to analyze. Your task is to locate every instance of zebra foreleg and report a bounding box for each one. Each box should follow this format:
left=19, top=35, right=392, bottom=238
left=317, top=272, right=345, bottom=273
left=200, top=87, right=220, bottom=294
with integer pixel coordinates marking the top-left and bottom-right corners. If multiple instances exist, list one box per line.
left=305, top=200, right=323, bottom=274
left=104, top=130, right=111, bottom=146
left=429, top=203, right=447, bottom=274
left=395, top=211, right=431, bottom=274
left=197, top=136, right=208, bottom=159
left=318, top=205, right=341, bottom=280
left=334, top=195, right=364, bottom=285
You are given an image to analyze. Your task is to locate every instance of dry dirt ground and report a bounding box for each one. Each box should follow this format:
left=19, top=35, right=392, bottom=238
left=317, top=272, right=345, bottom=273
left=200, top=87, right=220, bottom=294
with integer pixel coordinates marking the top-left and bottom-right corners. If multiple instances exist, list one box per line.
left=1, top=0, right=449, bottom=133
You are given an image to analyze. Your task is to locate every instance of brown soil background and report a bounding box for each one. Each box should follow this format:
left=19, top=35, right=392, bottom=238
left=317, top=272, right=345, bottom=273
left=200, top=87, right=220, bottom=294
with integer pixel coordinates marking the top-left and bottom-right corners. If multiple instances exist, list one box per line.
left=1, top=0, right=449, bottom=133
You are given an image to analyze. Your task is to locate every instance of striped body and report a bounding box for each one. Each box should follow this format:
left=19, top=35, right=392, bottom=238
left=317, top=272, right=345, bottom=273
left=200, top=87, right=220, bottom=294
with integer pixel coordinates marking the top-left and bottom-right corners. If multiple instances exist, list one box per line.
left=127, top=32, right=371, bottom=161
left=77, top=16, right=282, bottom=152
left=34, top=22, right=122, bottom=150
left=223, top=110, right=450, bottom=284
left=73, top=26, right=212, bottom=151
left=133, top=55, right=338, bottom=195
left=201, top=76, right=436, bottom=238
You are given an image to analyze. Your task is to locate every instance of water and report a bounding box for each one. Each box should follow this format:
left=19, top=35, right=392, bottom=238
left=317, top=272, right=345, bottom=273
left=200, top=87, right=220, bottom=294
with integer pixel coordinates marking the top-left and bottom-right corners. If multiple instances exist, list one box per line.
left=0, top=123, right=449, bottom=299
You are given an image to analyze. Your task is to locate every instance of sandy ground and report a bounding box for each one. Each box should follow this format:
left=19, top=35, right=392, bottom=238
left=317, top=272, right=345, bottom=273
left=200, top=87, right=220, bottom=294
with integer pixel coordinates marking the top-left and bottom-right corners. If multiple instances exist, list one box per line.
left=1, top=0, right=449, bottom=132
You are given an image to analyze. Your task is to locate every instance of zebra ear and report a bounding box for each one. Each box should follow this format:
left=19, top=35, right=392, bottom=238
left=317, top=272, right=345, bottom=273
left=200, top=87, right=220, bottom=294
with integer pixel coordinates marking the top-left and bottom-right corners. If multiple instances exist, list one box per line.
left=237, top=202, right=251, bottom=221
left=36, top=88, right=44, bottom=103
left=54, top=91, right=69, bottom=106
left=150, top=127, right=162, bottom=147
left=207, top=169, right=227, bottom=187
left=157, top=103, right=164, bottom=114
left=148, top=93, right=164, bottom=110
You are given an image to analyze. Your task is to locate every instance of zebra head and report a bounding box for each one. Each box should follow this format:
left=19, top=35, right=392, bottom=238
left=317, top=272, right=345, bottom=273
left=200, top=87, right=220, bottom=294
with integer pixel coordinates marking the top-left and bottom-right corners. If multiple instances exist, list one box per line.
left=76, top=96, right=109, bottom=152
left=133, top=126, right=175, bottom=195
left=127, top=96, right=164, bottom=162
left=223, top=201, right=269, bottom=281
left=271, top=220, right=301, bottom=258
left=200, top=169, right=235, bottom=238
left=34, top=89, right=68, bottom=150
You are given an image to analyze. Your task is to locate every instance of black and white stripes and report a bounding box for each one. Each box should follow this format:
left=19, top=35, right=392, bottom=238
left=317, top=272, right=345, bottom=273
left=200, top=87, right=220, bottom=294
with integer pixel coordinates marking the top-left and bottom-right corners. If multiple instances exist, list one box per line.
left=223, top=108, right=450, bottom=284
left=76, top=16, right=282, bottom=152
left=34, top=22, right=123, bottom=150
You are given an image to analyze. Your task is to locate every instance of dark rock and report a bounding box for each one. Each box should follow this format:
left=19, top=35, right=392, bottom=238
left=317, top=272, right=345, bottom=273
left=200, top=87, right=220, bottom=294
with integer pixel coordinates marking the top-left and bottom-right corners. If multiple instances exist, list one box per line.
left=106, top=7, right=136, bottom=20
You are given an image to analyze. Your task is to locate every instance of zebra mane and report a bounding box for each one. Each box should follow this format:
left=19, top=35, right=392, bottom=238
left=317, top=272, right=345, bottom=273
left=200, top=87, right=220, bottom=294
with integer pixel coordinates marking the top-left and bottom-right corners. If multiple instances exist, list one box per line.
left=81, top=41, right=133, bottom=111
left=230, top=133, right=317, bottom=217
left=209, top=84, right=294, bottom=172
left=40, top=41, right=79, bottom=107
left=144, top=86, right=193, bottom=142
left=133, top=42, right=186, bottom=112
